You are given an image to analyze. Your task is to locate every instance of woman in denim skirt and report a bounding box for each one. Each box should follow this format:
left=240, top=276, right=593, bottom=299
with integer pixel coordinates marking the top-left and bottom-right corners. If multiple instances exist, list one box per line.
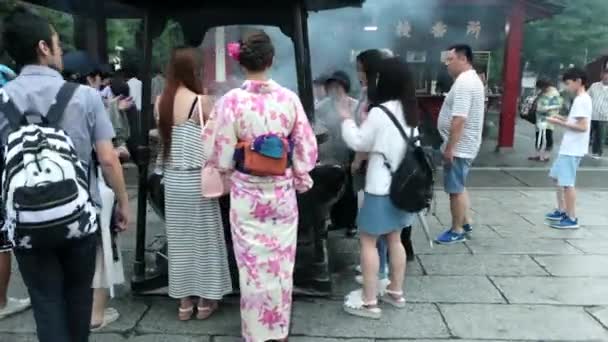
left=338, top=57, right=419, bottom=319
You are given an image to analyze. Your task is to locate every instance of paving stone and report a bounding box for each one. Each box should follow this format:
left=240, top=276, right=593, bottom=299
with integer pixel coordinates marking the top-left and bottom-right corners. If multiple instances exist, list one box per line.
left=585, top=226, right=608, bottom=239
left=291, top=301, right=449, bottom=339
left=587, top=306, right=608, bottom=329
left=128, top=335, right=208, bottom=342
left=0, top=334, right=36, bottom=342
left=0, top=309, right=35, bottom=334
left=93, top=296, right=149, bottom=334
left=406, top=276, right=505, bottom=304
left=470, top=210, right=533, bottom=227
left=466, top=237, right=582, bottom=255
left=214, top=338, right=373, bottom=342
left=92, top=334, right=129, bottom=342
left=419, top=254, right=547, bottom=276
left=534, top=255, right=608, bottom=276
left=392, top=340, right=517, bottom=342
left=567, top=239, right=608, bottom=254
left=440, top=304, right=608, bottom=340
left=137, top=298, right=241, bottom=336
left=493, top=276, right=608, bottom=305
left=490, top=223, right=596, bottom=239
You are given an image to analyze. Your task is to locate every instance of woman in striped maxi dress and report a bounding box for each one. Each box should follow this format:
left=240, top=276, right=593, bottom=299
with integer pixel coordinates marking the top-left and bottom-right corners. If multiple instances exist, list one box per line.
left=157, top=47, right=232, bottom=321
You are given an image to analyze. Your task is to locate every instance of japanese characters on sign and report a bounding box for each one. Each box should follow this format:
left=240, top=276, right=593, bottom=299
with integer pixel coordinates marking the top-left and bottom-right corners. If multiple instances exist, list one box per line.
left=393, top=19, right=482, bottom=40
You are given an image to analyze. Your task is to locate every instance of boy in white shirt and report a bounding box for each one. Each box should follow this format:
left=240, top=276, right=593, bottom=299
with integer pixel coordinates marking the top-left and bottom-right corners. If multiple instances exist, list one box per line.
left=545, top=68, right=592, bottom=229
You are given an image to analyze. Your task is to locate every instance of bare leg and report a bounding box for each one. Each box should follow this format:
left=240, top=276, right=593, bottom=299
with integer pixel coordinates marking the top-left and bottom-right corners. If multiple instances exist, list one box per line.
left=450, top=192, right=467, bottom=234
left=91, top=288, right=108, bottom=326
left=0, top=252, right=10, bottom=308
left=564, top=186, right=577, bottom=218
left=463, top=190, right=472, bottom=226
left=555, top=185, right=565, bottom=211
left=359, top=233, right=379, bottom=303
left=386, top=231, right=406, bottom=294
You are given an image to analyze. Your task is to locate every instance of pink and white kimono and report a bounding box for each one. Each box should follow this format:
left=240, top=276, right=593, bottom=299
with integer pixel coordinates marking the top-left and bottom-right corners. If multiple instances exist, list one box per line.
left=204, top=80, right=318, bottom=341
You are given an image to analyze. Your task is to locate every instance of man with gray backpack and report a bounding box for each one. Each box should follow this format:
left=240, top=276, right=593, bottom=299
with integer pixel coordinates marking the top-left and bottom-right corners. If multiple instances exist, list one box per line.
left=0, top=7, right=129, bottom=342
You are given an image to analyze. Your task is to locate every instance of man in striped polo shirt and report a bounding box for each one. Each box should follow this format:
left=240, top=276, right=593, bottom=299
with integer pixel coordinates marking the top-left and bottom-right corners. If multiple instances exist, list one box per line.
left=435, top=44, right=485, bottom=245
left=588, top=69, right=608, bottom=157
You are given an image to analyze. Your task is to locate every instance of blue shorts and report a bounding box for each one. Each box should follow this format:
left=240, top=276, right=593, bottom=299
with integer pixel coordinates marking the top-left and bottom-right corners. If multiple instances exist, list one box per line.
left=444, top=157, right=473, bottom=194
left=549, top=155, right=582, bottom=187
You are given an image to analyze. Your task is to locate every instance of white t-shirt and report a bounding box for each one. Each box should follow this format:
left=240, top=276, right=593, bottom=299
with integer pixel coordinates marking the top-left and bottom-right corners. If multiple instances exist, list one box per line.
left=437, top=69, right=485, bottom=159
left=559, top=93, right=592, bottom=156
left=127, top=77, right=142, bottom=111
left=341, top=100, right=418, bottom=195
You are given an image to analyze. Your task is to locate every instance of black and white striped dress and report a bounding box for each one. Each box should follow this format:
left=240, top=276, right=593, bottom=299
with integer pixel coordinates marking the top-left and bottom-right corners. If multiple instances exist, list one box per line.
left=163, top=99, right=232, bottom=300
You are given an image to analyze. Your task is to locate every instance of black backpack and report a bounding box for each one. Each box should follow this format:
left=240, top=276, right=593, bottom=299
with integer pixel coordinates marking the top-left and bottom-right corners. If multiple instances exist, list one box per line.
left=376, top=105, right=435, bottom=213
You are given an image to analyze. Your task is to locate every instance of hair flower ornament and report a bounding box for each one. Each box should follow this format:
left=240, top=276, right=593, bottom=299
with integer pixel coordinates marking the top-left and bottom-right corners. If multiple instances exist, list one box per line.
left=227, top=42, right=241, bottom=61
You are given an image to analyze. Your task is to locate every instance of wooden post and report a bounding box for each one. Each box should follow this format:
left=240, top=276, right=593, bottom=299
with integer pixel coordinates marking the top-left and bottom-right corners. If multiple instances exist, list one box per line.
left=498, top=0, right=525, bottom=149
left=293, top=1, right=314, bottom=121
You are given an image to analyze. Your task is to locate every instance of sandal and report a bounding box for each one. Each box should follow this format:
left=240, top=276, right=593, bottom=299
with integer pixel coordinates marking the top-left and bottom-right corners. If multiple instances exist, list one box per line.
left=343, top=289, right=381, bottom=319
left=91, top=307, right=120, bottom=331
left=178, top=305, right=194, bottom=321
left=380, top=289, right=406, bottom=308
left=196, top=301, right=219, bottom=320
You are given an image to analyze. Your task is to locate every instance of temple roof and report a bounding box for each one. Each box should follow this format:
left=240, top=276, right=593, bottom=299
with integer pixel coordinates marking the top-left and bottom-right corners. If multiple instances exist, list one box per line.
left=24, top=0, right=365, bottom=18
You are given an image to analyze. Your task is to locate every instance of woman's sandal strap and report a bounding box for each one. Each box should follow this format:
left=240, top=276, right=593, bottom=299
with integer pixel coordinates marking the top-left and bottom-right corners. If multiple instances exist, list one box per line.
left=385, top=289, right=404, bottom=296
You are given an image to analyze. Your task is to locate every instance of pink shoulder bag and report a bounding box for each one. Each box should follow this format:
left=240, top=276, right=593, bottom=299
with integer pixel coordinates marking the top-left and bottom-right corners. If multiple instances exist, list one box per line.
left=199, top=96, right=230, bottom=198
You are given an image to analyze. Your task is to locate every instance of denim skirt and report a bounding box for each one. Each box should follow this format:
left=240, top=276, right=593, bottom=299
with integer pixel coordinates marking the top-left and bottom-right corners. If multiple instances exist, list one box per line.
left=357, top=193, right=415, bottom=236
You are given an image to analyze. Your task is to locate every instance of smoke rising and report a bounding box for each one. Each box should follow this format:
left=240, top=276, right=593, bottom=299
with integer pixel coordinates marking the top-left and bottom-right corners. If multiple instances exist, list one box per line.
left=269, top=0, right=440, bottom=93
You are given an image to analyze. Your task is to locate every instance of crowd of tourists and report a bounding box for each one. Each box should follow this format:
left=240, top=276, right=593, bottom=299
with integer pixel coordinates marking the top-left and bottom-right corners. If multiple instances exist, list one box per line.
left=0, top=4, right=600, bottom=342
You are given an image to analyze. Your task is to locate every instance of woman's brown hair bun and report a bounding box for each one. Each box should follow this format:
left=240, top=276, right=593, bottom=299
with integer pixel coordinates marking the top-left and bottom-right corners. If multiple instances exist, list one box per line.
left=239, top=30, right=274, bottom=72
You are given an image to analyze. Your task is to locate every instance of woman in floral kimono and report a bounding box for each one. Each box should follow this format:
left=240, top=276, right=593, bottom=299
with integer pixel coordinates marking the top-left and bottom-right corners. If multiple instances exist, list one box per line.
left=204, top=31, right=318, bottom=341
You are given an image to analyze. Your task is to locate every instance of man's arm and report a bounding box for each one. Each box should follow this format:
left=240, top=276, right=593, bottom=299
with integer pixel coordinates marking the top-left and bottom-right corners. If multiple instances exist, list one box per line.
left=445, top=117, right=466, bottom=153
left=96, top=141, right=129, bottom=205
left=89, top=88, right=130, bottom=230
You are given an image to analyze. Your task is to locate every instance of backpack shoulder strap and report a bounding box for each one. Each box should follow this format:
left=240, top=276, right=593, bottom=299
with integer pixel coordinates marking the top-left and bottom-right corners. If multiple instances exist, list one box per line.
left=46, top=82, right=79, bottom=126
left=0, top=91, right=25, bottom=130
left=376, top=104, right=412, bottom=145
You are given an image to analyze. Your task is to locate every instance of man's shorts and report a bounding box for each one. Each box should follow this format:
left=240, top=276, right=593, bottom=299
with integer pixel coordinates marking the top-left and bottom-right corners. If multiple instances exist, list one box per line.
left=549, top=154, right=582, bottom=187
left=443, top=157, right=473, bottom=194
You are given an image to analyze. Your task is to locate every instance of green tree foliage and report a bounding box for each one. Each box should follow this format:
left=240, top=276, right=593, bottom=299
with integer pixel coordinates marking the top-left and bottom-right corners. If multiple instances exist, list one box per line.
left=523, top=0, right=608, bottom=75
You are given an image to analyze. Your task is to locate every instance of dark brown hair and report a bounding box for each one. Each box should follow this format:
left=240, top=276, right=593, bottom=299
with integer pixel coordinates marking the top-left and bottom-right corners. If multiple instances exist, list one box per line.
left=372, top=57, right=419, bottom=127
left=239, top=31, right=274, bottom=72
left=158, top=47, right=203, bottom=160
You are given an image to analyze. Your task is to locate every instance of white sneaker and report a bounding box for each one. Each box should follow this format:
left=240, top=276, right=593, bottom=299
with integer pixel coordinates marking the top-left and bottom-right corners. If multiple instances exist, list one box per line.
left=354, top=275, right=391, bottom=294
left=0, top=297, right=31, bottom=320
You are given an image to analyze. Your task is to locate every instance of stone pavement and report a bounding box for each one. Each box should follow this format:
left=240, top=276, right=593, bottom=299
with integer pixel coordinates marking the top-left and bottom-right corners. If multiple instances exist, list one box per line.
left=2, top=187, right=608, bottom=341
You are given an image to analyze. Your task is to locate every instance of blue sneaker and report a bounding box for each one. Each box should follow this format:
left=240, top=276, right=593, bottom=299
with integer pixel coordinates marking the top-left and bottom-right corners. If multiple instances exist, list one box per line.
left=463, top=223, right=473, bottom=234
left=550, top=216, right=580, bottom=229
left=545, top=210, right=566, bottom=221
left=435, top=229, right=467, bottom=245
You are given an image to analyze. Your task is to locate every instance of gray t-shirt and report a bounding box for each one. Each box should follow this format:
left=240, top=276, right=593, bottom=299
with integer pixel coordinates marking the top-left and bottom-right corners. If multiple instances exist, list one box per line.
left=0, top=65, right=115, bottom=206
left=437, top=69, right=485, bottom=159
